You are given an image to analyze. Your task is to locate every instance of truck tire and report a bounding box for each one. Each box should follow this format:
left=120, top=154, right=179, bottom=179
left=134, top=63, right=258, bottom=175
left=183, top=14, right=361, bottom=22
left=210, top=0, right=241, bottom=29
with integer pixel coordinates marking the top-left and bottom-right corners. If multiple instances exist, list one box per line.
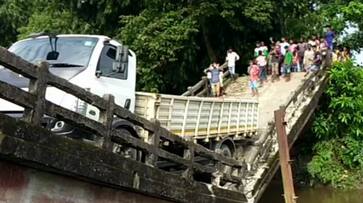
left=113, top=127, right=142, bottom=161
left=214, top=138, right=235, bottom=158
left=220, top=144, right=233, bottom=158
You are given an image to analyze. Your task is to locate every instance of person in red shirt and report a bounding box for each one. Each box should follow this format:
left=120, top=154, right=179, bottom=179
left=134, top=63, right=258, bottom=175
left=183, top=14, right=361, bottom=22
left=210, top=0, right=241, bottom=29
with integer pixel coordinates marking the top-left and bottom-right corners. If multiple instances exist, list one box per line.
left=249, top=60, right=260, bottom=97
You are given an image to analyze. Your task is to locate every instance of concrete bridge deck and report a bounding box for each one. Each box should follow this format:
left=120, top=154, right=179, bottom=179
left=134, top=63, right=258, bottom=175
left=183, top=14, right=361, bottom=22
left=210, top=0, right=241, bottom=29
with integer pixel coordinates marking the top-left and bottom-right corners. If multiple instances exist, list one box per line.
left=225, top=71, right=328, bottom=202
left=225, top=73, right=306, bottom=131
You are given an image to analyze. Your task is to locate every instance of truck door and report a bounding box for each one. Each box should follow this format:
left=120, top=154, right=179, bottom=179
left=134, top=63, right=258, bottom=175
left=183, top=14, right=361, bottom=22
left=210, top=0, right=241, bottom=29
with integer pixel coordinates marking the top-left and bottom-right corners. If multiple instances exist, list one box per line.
left=91, top=44, right=135, bottom=113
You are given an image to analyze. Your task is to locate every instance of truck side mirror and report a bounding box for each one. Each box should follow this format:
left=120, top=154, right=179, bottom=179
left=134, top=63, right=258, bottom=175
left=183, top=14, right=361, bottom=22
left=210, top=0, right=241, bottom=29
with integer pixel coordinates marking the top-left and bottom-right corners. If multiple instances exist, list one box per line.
left=46, top=51, right=59, bottom=60
left=113, top=45, right=129, bottom=73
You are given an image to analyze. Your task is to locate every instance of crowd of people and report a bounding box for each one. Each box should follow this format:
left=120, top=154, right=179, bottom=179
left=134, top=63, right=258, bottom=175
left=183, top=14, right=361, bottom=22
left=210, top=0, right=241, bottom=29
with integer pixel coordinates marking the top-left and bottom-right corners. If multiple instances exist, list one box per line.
left=205, top=26, right=352, bottom=97
left=249, top=28, right=351, bottom=96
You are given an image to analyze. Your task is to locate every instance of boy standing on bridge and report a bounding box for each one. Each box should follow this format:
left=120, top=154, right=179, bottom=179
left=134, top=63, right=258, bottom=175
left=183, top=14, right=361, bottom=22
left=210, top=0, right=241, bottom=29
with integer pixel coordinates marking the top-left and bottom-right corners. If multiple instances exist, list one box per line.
left=249, top=60, right=260, bottom=97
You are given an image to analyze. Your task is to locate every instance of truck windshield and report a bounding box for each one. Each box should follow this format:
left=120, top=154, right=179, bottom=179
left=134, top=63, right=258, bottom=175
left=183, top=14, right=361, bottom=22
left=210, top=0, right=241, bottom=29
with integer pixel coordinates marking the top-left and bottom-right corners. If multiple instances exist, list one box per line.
left=9, top=37, right=98, bottom=67
left=0, top=37, right=99, bottom=88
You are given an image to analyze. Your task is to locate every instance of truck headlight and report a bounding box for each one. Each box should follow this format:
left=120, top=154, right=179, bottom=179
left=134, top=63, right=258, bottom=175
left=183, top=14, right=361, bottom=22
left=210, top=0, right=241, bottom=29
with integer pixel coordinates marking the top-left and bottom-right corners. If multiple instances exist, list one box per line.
left=75, top=98, right=88, bottom=116
left=74, top=88, right=90, bottom=116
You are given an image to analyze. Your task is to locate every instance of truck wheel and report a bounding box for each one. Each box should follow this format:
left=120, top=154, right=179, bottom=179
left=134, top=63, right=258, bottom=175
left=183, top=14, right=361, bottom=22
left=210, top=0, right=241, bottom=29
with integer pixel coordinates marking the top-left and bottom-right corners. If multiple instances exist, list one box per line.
left=113, top=128, right=142, bottom=161
left=220, top=144, right=233, bottom=158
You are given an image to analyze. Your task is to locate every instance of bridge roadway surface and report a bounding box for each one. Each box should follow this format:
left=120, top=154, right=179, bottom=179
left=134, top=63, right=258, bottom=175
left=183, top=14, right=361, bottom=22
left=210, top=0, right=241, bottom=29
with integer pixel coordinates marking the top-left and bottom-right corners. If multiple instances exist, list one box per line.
left=225, top=72, right=308, bottom=202
left=225, top=72, right=306, bottom=131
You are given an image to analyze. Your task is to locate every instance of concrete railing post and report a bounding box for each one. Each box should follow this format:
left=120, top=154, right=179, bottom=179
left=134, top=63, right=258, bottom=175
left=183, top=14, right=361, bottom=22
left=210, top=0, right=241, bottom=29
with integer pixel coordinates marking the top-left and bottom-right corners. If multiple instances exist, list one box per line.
left=23, top=62, right=48, bottom=125
left=145, top=119, right=161, bottom=167
left=99, top=94, right=115, bottom=151
left=182, top=145, right=195, bottom=181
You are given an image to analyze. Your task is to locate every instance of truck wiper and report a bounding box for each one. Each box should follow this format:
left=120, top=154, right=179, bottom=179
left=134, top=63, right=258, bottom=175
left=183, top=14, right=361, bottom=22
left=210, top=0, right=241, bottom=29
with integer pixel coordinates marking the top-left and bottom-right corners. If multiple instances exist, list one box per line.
left=49, top=63, right=84, bottom=68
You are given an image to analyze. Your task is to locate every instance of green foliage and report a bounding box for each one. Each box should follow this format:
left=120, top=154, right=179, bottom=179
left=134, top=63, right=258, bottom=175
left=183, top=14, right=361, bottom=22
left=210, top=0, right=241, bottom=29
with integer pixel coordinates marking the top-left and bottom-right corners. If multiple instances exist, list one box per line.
left=2, top=0, right=361, bottom=93
left=18, top=10, right=94, bottom=39
left=0, top=0, right=33, bottom=46
left=308, top=140, right=361, bottom=188
left=318, top=0, right=363, bottom=49
left=308, top=61, right=363, bottom=188
left=272, top=0, right=319, bottom=38
left=120, top=8, right=199, bottom=92
left=118, top=0, right=282, bottom=92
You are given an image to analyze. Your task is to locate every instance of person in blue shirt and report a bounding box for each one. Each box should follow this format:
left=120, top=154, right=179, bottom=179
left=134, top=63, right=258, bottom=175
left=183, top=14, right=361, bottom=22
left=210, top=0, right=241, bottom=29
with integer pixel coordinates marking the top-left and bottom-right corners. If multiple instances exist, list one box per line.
left=204, top=62, right=223, bottom=97
left=325, top=26, right=335, bottom=50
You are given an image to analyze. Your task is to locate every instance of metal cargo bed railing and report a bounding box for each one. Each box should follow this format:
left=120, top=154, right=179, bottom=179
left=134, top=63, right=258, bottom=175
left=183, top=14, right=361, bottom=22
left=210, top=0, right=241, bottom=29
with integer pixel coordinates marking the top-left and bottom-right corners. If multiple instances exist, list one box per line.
left=136, top=92, right=258, bottom=140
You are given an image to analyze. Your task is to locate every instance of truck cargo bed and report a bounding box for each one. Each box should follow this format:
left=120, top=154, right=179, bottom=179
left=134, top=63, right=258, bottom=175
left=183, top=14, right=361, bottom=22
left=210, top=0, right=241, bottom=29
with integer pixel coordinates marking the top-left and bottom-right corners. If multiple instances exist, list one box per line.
left=135, top=92, right=258, bottom=140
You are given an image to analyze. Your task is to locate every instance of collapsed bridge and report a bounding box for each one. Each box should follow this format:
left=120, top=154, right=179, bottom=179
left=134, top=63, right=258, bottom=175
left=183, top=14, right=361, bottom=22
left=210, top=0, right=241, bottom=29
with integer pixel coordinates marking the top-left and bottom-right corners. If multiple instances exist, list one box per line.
left=0, top=47, right=328, bottom=203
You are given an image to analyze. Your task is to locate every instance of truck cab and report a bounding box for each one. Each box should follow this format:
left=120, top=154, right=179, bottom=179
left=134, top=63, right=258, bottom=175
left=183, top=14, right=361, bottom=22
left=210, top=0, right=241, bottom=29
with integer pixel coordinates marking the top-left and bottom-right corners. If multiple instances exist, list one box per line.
left=0, top=34, right=137, bottom=135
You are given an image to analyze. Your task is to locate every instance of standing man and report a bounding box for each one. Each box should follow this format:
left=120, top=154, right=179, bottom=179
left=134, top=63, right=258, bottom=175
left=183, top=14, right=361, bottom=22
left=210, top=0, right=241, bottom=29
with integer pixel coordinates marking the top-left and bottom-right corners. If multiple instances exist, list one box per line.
left=256, top=51, right=267, bottom=84
left=205, top=62, right=223, bottom=97
left=254, top=42, right=261, bottom=57
left=308, top=36, right=316, bottom=47
left=260, top=41, right=269, bottom=56
left=283, top=45, right=293, bottom=81
left=280, top=37, right=290, bottom=56
left=269, top=47, right=281, bottom=82
left=303, top=45, right=315, bottom=73
left=226, top=48, right=240, bottom=79
left=325, top=26, right=335, bottom=50
left=298, top=38, right=306, bottom=71
left=310, top=50, right=322, bottom=73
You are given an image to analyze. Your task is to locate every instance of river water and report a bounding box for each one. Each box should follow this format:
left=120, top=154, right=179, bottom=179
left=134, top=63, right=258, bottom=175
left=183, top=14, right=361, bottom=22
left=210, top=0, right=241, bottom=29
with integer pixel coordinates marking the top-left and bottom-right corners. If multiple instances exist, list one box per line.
left=259, top=177, right=363, bottom=203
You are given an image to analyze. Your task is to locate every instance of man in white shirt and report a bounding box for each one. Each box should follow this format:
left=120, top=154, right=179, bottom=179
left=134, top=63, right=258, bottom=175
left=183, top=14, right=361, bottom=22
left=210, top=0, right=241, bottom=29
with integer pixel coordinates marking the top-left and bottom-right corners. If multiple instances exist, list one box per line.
left=254, top=42, right=261, bottom=57
left=280, top=37, right=290, bottom=56
left=308, top=36, right=316, bottom=47
left=225, top=48, right=240, bottom=78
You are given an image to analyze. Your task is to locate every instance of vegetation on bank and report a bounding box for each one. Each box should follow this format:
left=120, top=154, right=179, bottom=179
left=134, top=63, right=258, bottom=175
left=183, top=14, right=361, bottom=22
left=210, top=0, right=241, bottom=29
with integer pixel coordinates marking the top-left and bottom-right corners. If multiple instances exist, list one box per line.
left=308, top=61, right=363, bottom=189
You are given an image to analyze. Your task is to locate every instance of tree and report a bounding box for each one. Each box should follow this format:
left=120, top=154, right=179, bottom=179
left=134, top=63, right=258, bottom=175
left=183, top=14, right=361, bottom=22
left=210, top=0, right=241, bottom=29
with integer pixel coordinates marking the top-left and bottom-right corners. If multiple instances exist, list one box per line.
left=119, top=0, right=280, bottom=92
left=0, top=0, right=33, bottom=46
left=120, top=8, right=199, bottom=92
left=0, top=0, right=332, bottom=93
left=317, top=0, right=363, bottom=49
left=308, top=61, right=363, bottom=188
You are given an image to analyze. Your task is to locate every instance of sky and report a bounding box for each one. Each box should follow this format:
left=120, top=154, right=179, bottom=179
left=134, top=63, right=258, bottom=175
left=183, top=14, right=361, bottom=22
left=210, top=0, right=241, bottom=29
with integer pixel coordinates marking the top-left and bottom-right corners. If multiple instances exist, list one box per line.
left=342, top=24, right=363, bottom=66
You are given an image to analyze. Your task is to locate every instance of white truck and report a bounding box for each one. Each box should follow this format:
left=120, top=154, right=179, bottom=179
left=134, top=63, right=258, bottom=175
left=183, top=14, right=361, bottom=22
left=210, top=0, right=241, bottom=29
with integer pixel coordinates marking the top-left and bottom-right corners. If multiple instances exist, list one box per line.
left=0, top=34, right=258, bottom=157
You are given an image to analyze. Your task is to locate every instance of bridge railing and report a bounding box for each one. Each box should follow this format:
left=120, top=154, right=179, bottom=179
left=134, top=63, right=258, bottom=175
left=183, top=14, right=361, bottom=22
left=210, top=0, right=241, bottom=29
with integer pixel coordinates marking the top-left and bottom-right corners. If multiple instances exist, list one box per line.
left=0, top=47, right=246, bottom=190
left=255, top=69, right=328, bottom=160
left=243, top=68, right=329, bottom=202
left=182, top=62, right=232, bottom=96
left=283, top=70, right=328, bottom=134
